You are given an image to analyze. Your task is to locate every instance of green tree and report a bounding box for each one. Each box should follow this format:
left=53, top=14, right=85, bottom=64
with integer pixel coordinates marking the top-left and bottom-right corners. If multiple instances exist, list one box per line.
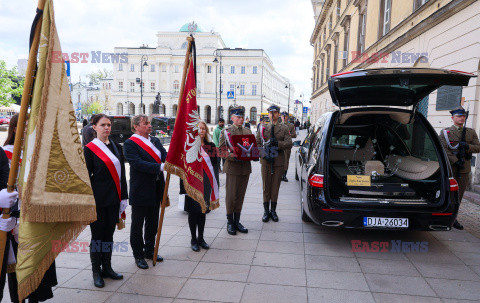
left=86, top=68, right=113, bottom=85
left=86, top=101, right=103, bottom=115
left=0, top=60, right=24, bottom=106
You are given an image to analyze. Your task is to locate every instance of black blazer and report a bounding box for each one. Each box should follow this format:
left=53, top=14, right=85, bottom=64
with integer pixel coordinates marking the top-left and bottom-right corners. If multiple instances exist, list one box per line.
left=123, top=135, right=167, bottom=207
left=84, top=140, right=128, bottom=208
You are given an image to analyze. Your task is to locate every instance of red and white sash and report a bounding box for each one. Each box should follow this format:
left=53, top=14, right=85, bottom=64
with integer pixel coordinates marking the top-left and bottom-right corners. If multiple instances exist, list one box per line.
left=86, top=138, right=122, bottom=200
left=3, top=145, right=22, bottom=166
left=223, top=129, right=235, bottom=152
left=201, top=146, right=219, bottom=203
left=129, top=134, right=162, bottom=163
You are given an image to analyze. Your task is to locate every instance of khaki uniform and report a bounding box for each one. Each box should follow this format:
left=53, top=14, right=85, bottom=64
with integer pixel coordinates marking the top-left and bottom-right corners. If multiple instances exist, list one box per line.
left=256, top=121, right=292, bottom=202
left=219, top=124, right=252, bottom=215
left=439, top=125, right=480, bottom=201
left=283, top=122, right=297, bottom=171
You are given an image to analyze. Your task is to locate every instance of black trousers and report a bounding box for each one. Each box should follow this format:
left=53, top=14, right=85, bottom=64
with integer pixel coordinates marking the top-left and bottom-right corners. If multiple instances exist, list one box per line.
left=130, top=203, right=160, bottom=259
left=90, top=205, right=118, bottom=253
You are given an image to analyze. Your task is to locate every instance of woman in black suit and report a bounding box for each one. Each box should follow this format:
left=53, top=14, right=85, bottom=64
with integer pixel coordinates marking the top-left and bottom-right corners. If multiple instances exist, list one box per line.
left=180, top=121, right=220, bottom=251
left=84, top=114, right=128, bottom=288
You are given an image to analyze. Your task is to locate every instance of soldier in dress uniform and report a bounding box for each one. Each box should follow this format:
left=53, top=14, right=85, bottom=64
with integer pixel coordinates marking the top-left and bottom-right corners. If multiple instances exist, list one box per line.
left=439, top=106, right=480, bottom=230
left=281, top=111, right=297, bottom=182
left=256, top=105, right=292, bottom=222
left=219, top=106, right=252, bottom=235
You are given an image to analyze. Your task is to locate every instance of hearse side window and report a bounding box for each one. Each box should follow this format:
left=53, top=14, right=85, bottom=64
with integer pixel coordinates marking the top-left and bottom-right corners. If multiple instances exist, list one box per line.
left=308, top=127, right=322, bottom=161
left=111, top=118, right=129, bottom=131
left=400, top=120, right=438, bottom=161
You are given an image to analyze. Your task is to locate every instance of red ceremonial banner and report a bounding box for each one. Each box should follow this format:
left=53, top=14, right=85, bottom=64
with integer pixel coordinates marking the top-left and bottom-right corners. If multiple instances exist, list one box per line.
left=164, top=59, right=206, bottom=211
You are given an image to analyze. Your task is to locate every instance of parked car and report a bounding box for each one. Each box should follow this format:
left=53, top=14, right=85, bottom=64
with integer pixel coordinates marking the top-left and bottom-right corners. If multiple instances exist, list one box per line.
left=108, top=115, right=133, bottom=145
left=0, top=116, right=10, bottom=125
left=295, top=68, right=475, bottom=231
left=151, top=116, right=175, bottom=136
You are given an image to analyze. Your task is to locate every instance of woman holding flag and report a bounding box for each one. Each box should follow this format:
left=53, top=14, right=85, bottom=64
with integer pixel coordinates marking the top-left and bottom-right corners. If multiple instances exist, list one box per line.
left=84, top=114, right=128, bottom=288
left=180, top=121, right=220, bottom=251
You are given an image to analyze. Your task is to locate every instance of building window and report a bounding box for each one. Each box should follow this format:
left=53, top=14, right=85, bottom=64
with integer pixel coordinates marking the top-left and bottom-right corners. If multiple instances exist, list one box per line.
left=151, top=82, right=155, bottom=92
left=118, top=81, right=123, bottom=91
left=326, top=50, right=331, bottom=79
left=207, top=65, right=212, bottom=73
left=321, top=58, right=325, bottom=84
left=414, top=0, right=429, bottom=10
left=329, top=15, right=333, bottom=34
left=230, top=66, right=235, bottom=74
left=241, top=66, right=245, bottom=74
left=343, top=28, right=350, bottom=68
left=239, top=85, right=245, bottom=95
left=118, top=63, right=123, bottom=71
left=230, top=84, right=235, bottom=93
left=220, top=84, right=224, bottom=94
left=173, top=80, right=180, bottom=93
left=130, top=64, right=135, bottom=72
left=220, top=66, right=224, bottom=74
left=379, top=0, right=392, bottom=37
left=252, top=84, right=257, bottom=96
left=323, top=28, right=326, bottom=42
left=333, top=41, right=339, bottom=75
left=108, top=83, right=111, bottom=89
left=130, top=82, right=135, bottom=92
left=162, top=64, right=166, bottom=72
left=250, top=107, right=257, bottom=121
left=336, top=0, right=341, bottom=19
left=253, top=66, right=257, bottom=74
left=150, top=64, right=155, bottom=72
left=357, top=13, right=366, bottom=53
left=175, top=65, right=179, bottom=73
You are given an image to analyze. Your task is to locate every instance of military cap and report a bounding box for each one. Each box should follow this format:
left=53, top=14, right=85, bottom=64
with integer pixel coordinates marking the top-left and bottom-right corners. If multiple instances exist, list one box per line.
left=231, top=106, right=245, bottom=117
left=281, top=111, right=289, bottom=116
left=267, top=104, right=280, bottom=112
left=450, top=106, right=466, bottom=116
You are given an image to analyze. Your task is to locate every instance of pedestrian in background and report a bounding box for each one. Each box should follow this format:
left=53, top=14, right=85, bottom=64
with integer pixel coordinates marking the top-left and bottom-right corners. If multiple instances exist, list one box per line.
left=212, top=118, right=225, bottom=172
left=180, top=121, right=219, bottom=251
left=84, top=114, right=128, bottom=288
left=82, top=114, right=98, bottom=147
left=281, top=112, right=296, bottom=182
left=244, top=117, right=251, bottom=129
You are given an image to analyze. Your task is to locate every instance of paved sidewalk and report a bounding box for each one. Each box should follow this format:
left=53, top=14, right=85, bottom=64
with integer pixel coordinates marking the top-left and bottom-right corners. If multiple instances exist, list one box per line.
left=5, top=130, right=480, bottom=302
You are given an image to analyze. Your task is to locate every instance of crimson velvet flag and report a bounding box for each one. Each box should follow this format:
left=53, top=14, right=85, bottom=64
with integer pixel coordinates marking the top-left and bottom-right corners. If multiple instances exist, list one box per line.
left=164, top=58, right=207, bottom=212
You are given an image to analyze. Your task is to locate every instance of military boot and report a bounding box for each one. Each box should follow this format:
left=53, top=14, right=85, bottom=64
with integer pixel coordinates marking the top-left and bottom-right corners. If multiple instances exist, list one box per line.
left=90, top=250, right=105, bottom=288
left=262, top=202, right=270, bottom=222
left=234, top=212, right=248, bottom=233
left=270, top=202, right=279, bottom=222
left=227, top=214, right=236, bottom=235
left=101, top=251, right=123, bottom=280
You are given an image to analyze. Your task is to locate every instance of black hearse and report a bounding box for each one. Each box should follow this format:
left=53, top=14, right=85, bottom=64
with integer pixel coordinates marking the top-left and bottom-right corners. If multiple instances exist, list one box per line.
left=295, top=68, right=475, bottom=230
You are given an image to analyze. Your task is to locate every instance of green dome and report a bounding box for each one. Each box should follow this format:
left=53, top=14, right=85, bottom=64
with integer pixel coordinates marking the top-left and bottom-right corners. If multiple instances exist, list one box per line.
left=179, top=22, right=203, bottom=33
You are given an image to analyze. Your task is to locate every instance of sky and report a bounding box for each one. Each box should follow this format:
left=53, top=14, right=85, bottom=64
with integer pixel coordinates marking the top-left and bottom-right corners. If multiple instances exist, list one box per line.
left=0, top=0, right=315, bottom=101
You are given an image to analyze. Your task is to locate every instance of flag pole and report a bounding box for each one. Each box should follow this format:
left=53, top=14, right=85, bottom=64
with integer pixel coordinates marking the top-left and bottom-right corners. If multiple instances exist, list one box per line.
left=0, top=0, right=46, bottom=275
left=153, top=36, right=194, bottom=266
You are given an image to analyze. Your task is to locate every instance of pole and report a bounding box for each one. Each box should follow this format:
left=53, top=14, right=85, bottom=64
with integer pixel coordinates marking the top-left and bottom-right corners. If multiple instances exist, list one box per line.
left=153, top=36, right=194, bottom=266
left=140, top=57, right=143, bottom=114
left=219, top=54, right=222, bottom=120
left=215, top=63, right=218, bottom=123
left=0, top=0, right=46, bottom=275
left=287, top=84, right=290, bottom=116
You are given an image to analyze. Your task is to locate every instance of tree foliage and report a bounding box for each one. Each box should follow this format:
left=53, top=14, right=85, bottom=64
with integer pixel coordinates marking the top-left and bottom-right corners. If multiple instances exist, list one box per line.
left=86, top=68, right=113, bottom=85
left=86, top=101, right=103, bottom=115
left=0, top=60, right=24, bottom=106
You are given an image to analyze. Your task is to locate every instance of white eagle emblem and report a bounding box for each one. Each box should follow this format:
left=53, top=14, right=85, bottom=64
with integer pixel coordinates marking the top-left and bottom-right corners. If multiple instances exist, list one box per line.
left=184, top=110, right=202, bottom=163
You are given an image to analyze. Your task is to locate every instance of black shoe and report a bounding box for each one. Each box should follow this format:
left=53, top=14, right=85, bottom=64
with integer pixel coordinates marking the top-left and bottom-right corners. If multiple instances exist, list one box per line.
left=227, top=214, right=237, bottom=235
left=145, top=254, right=164, bottom=262
left=198, top=239, right=210, bottom=249
left=135, top=258, right=149, bottom=269
left=93, top=270, right=105, bottom=288
left=191, top=239, right=200, bottom=252
left=234, top=212, right=248, bottom=233
left=101, top=252, right=123, bottom=280
left=270, top=202, right=279, bottom=222
left=262, top=202, right=270, bottom=222
left=282, top=173, right=288, bottom=182
left=453, top=220, right=464, bottom=230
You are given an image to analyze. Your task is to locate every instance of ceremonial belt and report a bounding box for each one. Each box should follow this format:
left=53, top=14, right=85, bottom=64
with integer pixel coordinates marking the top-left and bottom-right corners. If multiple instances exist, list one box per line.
left=443, top=130, right=459, bottom=150
left=86, top=138, right=122, bottom=200
left=259, top=124, right=266, bottom=144
left=201, top=146, right=219, bottom=203
left=223, top=129, right=235, bottom=152
left=130, top=134, right=162, bottom=163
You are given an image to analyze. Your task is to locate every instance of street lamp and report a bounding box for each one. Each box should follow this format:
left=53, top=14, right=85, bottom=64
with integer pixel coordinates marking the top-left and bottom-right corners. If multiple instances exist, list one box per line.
left=285, top=83, right=291, bottom=116
left=213, top=50, right=223, bottom=122
left=139, top=55, right=148, bottom=114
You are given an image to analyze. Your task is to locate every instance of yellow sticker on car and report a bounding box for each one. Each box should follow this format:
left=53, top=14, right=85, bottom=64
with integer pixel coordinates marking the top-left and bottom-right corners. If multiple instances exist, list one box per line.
left=347, top=175, right=371, bottom=187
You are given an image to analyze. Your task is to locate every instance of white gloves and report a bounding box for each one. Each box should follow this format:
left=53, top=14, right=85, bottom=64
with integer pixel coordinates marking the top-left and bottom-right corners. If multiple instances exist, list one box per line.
left=119, top=199, right=128, bottom=217
left=0, top=189, right=18, bottom=209
left=0, top=217, right=16, bottom=232
left=160, top=163, right=165, bottom=172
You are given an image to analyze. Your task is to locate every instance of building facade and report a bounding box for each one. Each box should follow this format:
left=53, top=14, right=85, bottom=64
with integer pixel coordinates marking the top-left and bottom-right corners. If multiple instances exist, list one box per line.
left=310, top=0, right=480, bottom=131
left=110, top=22, right=295, bottom=124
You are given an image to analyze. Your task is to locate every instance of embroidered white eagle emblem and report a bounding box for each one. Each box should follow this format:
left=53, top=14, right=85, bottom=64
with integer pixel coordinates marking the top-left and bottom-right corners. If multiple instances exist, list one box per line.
left=184, top=110, right=202, bottom=163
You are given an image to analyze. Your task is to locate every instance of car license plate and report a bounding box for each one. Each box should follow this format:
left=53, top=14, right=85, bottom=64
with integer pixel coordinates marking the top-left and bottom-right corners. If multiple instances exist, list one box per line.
left=363, top=217, right=409, bottom=228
